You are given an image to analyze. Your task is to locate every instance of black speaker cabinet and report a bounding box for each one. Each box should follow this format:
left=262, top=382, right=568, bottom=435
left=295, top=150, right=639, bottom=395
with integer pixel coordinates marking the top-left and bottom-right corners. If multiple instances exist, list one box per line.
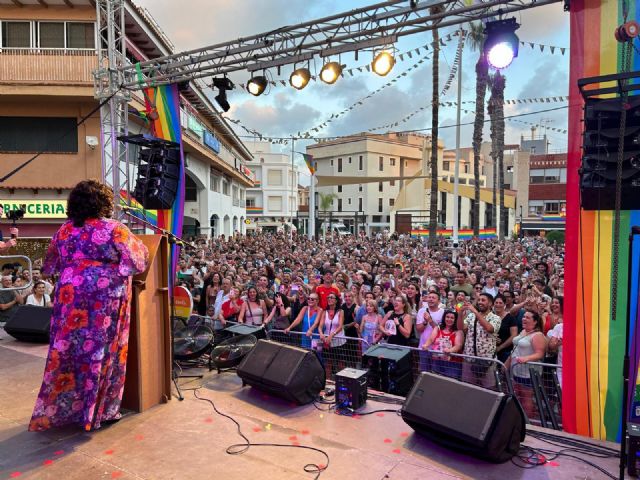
left=401, top=372, right=525, bottom=463
left=237, top=339, right=325, bottom=405
left=4, top=306, right=53, bottom=343
left=363, top=344, right=413, bottom=395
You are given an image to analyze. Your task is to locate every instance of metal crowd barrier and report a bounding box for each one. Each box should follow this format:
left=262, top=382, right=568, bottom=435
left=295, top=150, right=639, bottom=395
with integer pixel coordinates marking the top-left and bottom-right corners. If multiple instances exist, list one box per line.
left=511, top=360, right=562, bottom=429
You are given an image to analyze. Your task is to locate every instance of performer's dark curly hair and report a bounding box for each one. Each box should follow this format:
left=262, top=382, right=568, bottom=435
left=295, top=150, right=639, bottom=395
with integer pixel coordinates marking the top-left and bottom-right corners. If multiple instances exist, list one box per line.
left=67, top=180, right=113, bottom=227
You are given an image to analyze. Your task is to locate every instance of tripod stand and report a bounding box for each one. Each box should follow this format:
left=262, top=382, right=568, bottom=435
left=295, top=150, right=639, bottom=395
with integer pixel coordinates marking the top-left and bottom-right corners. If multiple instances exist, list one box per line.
left=121, top=208, right=202, bottom=401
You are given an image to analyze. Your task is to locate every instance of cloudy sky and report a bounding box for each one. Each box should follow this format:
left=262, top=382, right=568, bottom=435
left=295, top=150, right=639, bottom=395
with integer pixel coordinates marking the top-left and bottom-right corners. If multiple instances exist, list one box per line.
left=135, top=0, right=570, bottom=173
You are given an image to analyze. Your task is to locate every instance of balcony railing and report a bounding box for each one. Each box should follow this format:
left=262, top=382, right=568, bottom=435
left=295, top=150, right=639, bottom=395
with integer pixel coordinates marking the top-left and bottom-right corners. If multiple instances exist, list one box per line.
left=0, top=48, right=98, bottom=85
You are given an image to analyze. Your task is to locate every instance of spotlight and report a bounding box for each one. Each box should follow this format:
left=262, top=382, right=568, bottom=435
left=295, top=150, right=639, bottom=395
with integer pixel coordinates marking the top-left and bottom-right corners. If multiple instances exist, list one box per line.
left=212, top=77, right=235, bottom=112
left=247, top=76, right=268, bottom=96
left=320, top=62, right=343, bottom=84
left=483, top=18, right=520, bottom=69
left=372, top=50, right=395, bottom=76
left=290, top=67, right=311, bottom=90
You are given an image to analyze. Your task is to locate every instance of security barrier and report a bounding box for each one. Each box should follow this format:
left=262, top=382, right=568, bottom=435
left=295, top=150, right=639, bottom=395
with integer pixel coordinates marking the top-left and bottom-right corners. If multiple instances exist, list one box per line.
left=513, top=361, right=562, bottom=429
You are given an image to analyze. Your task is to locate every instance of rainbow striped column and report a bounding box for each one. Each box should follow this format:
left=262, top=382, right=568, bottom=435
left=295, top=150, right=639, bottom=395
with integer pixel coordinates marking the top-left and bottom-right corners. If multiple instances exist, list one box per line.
left=565, top=0, right=640, bottom=440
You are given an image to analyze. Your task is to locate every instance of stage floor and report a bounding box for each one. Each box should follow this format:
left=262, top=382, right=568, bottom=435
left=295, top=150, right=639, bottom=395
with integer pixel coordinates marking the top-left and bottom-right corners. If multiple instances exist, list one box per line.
left=0, top=330, right=620, bottom=480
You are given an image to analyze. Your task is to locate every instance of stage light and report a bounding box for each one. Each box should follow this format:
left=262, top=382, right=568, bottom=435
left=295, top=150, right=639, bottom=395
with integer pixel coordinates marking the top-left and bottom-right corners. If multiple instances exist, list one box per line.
left=290, top=67, right=311, bottom=90
left=320, top=62, right=343, bottom=84
left=483, top=18, right=520, bottom=69
left=247, top=76, right=268, bottom=96
left=372, top=50, right=395, bottom=76
left=212, top=77, right=235, bottom=112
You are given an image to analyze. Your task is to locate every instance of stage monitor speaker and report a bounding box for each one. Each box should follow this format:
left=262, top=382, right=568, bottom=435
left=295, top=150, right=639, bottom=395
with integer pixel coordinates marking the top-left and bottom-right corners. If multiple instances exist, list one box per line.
left=580, top=95, right=640, bottom=210
left=237, top=339, right=325, bottom=405
left=401, top=372, right=525, bottom=463
left=4, top=306, right=52, bottom=343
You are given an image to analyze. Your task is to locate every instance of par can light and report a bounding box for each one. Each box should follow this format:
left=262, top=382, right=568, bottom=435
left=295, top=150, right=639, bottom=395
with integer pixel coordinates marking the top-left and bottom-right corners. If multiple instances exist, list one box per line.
left=320, top=62, right=343, bottom=84
left=372, top=50, right=396, bottom=76
left=483, top=18, right=520, bottom=70
left=290, top=67, right=311, bottom=90
left=247, top=76, right=268, bottom=96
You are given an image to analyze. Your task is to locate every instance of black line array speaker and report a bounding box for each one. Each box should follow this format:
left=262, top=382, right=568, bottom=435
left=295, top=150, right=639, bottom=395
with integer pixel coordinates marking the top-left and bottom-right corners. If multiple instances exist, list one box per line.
left=362, top=344, right=413, bottom=396
left=133, top=146, right=181, bottom=210
left=4, top=306, right=52, bottom=343
left=236, top=339, right=325, bottom=405
left=580, top=95, right=640, bottom=210
left=401, top=372, right=526, bottom=463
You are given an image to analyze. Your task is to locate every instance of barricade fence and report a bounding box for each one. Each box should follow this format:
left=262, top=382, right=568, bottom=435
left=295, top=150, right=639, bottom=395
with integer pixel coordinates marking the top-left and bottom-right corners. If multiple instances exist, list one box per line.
left=171, top=315, right=562, bottom=429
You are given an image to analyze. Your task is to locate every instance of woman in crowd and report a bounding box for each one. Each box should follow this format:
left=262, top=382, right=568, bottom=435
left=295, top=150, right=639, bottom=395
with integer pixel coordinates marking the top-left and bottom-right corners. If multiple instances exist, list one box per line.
left=25, top=281, right=52, bottom=308
left=219, top=287, right=243, bottom=325
left=265, top=293, right=291, bottom=342
left=381, top=295, right=412, bottom=346
left=506, top=309, right=547, bottom=419
left=285, top=293, right=322, bottom=348
left=494, top=293, right=519, bottom=363
left=238, top=286, right=266, bottom=326
left=319, top=293, right=346, bottom=376
left=422, top=309, right=463, bottom=379
left=359, top=299, right=382, bottom=347
left=29, top=180, right=148, bottom=432
left=341, top=290, right=360, bottom=367
left=543, top=296, right=563, bottom=335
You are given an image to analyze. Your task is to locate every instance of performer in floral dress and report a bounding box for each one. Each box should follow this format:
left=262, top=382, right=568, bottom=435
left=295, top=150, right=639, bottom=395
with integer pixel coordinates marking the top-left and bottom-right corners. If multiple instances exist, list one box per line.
left=29, top=180, right=148, bottom=432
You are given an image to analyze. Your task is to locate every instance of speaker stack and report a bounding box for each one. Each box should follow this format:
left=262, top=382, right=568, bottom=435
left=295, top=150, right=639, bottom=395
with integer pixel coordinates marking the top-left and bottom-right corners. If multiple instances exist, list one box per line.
left=133, top=146, right=181, bottom=210
left=362, top=344, right=413, bottom=396
left=236, top=340, right=325, bottom=405
left=401, top=372, right=526, bottom=463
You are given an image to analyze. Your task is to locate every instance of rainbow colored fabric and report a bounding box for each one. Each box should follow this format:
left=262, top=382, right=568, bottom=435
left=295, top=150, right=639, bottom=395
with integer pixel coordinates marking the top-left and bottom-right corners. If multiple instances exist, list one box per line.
left=119, top=189, right=158, bottom=225
left=302, top=153, right=316, bottom=175
left=565, top=0, right=640, bottom=441
left=410, top=228, right=496, bottom=239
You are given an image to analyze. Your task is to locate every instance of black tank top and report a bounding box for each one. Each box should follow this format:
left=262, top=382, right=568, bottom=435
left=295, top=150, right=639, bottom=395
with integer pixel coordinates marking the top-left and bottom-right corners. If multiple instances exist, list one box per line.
left=387, top=312, right=408, bottom=346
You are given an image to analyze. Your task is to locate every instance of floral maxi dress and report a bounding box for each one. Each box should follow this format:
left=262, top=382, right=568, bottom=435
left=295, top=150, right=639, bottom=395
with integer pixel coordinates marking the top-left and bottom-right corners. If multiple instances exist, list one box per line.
left=29, top=218, right=148, bottom=432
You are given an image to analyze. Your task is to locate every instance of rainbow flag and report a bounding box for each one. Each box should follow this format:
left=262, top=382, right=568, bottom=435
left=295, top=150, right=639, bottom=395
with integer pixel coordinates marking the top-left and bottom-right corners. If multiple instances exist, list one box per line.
left=246, top=206, right=263, bottom=215
left=142, top=83, right=184, bottom=274
left=539, top=213, right=566, bottom=222
left=120, top=189, right=157, bottom=225
left=564, top=0, right=640, bottom=441
left=302, top=153, right=316, bottom=175
left=410, top=228, right=496, bottom=239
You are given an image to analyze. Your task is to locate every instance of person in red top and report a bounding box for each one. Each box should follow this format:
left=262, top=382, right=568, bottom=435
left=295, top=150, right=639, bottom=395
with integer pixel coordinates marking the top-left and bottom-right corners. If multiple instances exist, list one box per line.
left=315, top=271, right=340, bottom=310
left=219, top=287, right=244, bottom=325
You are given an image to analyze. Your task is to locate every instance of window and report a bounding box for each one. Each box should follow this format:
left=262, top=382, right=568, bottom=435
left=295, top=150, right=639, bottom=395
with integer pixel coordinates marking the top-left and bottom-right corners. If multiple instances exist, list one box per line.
left=359, top=156, right=363, bottom=171
left=379, top=156, right=384, bottom=171
left=544, top=168, right=561, bottom=183
left=185, top=175, right=198, bottom=202
left=337, top=185, right=342, bottom=193
left=389, top=198, right=395, bottom=207
left=338, top=199, right=343, bottom=212
left=378, top=182, right=383, bottom=192
left=390, top=180, right=396, bottom=187
left=267, top=169, right=283, bottom=186
left=268, top=196, right=283, bottom=211
left=390, top=158, right=396, bottom=166
left=210, top=168, right=221, bottom=192
left=442, top=161, right=450, bottom=171
left=464, top=165, right=469, bottom=174
left=66, top=22, right=95, bottom=49
left=331, top=159, right=334, bottom=166
left=528, top=200, right=544, bottom=216
left=358, top=184, right=363, bottom=192
left=338, top=157, right=343, bottom=173
left=0, top=117, right=77, bottom=153
left=378, top=198, right=383, bottom=212
left=222, top=180, right=230, bottom=196
left=560, top=168, right=567, bottom=182
left=2, top=22, right=31, bottom=48
left=358, top=197, right=363, bottom=211
left=348, top=156, right=352, bottom=164
left=39, top=22, right=64, bottom=48
left=481, top=166, right=486, bottom=175
left=459, top=178, right=467, bottom=185
left=529, top=169, right=546, bottom=184
left=246, top=198, right=256, bottom=207
left=347, top=198, right=352, bottom=205
left=544, top=201, right=560, bottom=214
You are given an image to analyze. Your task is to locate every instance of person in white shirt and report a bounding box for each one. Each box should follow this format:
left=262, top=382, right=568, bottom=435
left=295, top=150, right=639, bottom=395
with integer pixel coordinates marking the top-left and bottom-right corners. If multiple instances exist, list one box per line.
left=415, top=292, right=444, bottom=349
left=25, top=281, right=51, bottom=308
left=482, top=275, right=499, bottom=298
left=547, top=321, right=563, bottom=385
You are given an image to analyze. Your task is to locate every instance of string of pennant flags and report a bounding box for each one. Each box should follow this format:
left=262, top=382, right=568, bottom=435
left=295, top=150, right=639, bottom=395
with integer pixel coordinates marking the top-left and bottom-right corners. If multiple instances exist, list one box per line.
left=520, top=41, right=568, bottom=55
left=368, top=30, right=466, bottom=132
left=458, top=107, right=568, bottom=134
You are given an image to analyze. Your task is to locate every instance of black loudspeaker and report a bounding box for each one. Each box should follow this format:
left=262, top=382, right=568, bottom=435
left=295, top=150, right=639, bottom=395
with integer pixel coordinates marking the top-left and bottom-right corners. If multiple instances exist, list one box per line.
left=237, top=339, right=325, bottom=405
left=401, top=372, right=525, bottom=463
left=362, top=344, right=413, bottom=395
left=580, top=95, right=640, bottom=210
left=4, top=306, right=53, bottom=343
left=133, top=147, right=181, bottom=210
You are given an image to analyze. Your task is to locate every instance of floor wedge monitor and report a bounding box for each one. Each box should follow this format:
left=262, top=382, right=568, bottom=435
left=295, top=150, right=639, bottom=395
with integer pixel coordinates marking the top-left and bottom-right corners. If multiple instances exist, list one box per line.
left=237, top=339, right=325, bottom=405
left=4, top=306, right=52, bottom=343
left=401, top=372, right=525, bottom=463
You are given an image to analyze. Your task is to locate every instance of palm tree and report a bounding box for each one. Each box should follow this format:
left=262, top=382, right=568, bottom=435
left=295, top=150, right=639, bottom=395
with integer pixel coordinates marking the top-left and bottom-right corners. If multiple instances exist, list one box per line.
left=428, top=5, right=444, bottom=246
left=469, top=22, right=488, bottom=238
left=488, top=71, right=506, bottom=239
left=319, top=192, right=337, bottom=238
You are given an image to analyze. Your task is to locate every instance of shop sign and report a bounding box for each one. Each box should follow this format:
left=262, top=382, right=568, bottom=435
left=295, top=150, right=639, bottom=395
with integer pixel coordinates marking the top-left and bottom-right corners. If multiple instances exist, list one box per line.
left=0, top=200, right=67, bottom=219
left=203, top=130, right=221, bottom=153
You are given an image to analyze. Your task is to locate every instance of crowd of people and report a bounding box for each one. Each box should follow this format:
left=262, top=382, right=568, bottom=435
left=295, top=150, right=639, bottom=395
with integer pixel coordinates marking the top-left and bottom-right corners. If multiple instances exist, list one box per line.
left=177, top=231, right=564, bottom=415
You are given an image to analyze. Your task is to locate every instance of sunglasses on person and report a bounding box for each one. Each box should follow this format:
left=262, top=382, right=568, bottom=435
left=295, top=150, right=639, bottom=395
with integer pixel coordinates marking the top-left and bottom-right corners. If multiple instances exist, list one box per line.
left=309, top=297, right=318, bottom=302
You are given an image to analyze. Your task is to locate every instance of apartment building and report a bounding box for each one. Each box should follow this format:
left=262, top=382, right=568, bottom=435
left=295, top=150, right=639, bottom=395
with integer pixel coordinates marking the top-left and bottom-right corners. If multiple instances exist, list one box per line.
left=0, top=0, right=252, bottom=238
left=521, top=153, right=567, bottom=234
left=243, top=141, right=299, bottom=233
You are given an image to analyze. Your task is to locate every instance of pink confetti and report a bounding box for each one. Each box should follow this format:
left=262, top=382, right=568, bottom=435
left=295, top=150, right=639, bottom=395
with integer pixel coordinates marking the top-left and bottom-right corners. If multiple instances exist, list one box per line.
left=376, top=413, right=385, bottom=417
left=43, top=459, right=54, bottom=466
left=292, top=441, right=300, bottom=446
left=352, top=414, right=361, bottom=420
left=318, top=464, right=326, bottom=470
left=111, top=472, right=123, bottom=479
left=400, top=432, right=409, bottom=437
left=301, top=429, right=310, bottom=435
left=204, top=417, right=214, bottom=423
left=104, top=449, right=114, bottom=455
left=10, top=472, right=22, bottom=478
left=383, top=438, right=392, bottom=443
left=392, top=448, right=401, bottom=454
left=549, top=461, right=560, bottom=467
left=54, top=450, right=64, bottom=456
left=135, top=435, right=144, bottom=441
left=289, top=435, right=298, bottom=441
left=252, top=427, right=262, bottom=432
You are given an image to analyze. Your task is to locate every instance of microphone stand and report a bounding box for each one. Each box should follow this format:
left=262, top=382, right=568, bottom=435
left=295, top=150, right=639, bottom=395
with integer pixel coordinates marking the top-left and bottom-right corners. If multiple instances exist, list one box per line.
left=121, top=208, right=201, bottom=401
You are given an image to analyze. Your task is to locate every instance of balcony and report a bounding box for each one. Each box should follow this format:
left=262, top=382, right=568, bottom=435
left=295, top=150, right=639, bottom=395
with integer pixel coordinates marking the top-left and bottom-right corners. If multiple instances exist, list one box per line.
left=0, top=49, right=98, bottom=86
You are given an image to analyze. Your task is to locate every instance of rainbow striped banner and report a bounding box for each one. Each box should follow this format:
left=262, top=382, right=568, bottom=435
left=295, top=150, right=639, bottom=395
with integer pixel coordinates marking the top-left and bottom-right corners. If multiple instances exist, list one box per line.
left=539, top=214, right=566, bottom=222
left=246, top=206, right=263, bottom=215
left=410, top=228, right=496, bottom=239
left=120, top=189, right=157, bottom=225
left=142, top=83, right=184, bottom=274
left=564, top=0, right=640, bottom=441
